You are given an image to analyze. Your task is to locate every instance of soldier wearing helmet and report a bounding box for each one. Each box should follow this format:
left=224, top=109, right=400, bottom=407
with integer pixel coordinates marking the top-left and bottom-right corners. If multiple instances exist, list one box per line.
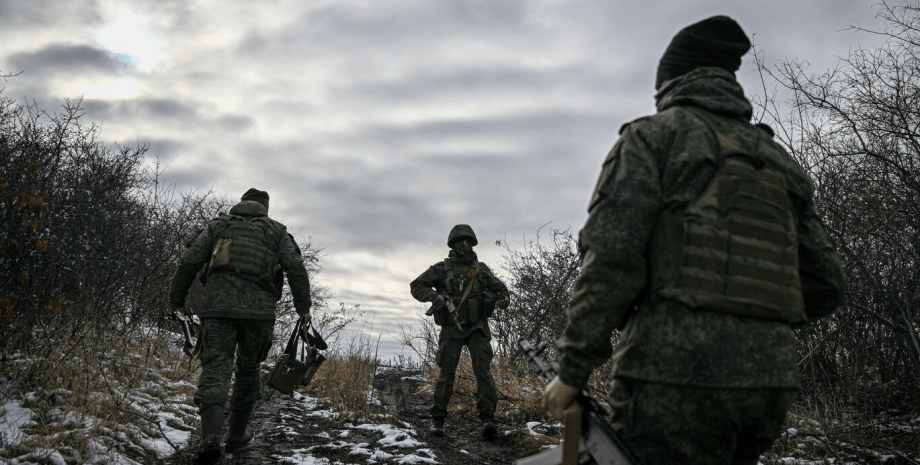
left=410, top=224, right=510, bottom=440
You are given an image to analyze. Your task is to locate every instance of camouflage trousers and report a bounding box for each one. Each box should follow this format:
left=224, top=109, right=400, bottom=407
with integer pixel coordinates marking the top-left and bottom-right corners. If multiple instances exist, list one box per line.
left=608, top=378, right=794, bottom=465
left=194, top=318, right=274, bottom=412
left=430, top=328, right=496, bottom=421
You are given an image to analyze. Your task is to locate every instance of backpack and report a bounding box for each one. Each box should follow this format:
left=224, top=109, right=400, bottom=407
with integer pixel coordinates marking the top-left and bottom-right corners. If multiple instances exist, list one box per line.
left=648, top=107, right=806, bottom=324
left=202, top=214, right=285, bottom=301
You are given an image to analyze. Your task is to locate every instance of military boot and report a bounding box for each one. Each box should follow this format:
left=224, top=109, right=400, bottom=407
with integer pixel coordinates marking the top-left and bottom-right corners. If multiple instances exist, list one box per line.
left=225, top=409, right=254, bottom=451
left=197, top=405, right=224, bottom=464
left=481, top=420, right=497, bottom=440
left=430, top=418, right=444, bottom=437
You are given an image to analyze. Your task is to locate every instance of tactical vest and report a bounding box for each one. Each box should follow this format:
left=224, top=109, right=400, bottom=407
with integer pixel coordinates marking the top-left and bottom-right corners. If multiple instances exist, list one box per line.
left=208, top=214, right=283, bottom=299
left=648, top=107, right=806, bottom=324
left=443, top=258, right=482, bottom=323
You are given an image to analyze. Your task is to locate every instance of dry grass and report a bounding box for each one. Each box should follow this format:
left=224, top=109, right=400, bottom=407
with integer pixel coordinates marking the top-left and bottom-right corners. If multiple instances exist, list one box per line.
left=302, top=329, right=388, bottom=423
left=304, top=353, right=386, bottom=422
left=416, top=349, right=563, bottom=452
left=1, top=322, right=200, bottom=463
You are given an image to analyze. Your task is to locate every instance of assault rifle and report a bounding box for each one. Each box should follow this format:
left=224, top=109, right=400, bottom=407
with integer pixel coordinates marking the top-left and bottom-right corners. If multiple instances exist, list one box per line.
left=424, top=294, right=463, bottom=332
left=170, top=308, right=201, bottom=358
left=515, top=339, right=636, bottom=465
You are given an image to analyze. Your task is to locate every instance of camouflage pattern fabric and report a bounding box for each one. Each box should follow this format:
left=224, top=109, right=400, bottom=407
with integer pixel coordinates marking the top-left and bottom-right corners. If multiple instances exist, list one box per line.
left=555, top=67, right=846, bottom=389
left=410, top=251, right=509, bottom=341
left=169, top=200, right=312, bottom=320
left=429, top=328, right=497, bottom=421
left=170, top=198, right=312, bottom=416
left=608, top=377, right=794, bottom=465
left=194, top=317, right=274, bottom=411
left=411, top=249, right=508, bottom=421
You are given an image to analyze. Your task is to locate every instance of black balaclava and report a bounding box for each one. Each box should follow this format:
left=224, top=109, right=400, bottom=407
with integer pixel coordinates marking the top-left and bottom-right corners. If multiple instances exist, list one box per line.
left=655, top=15, right=751, bottom=89
left=450, top=237, right=477, bottom=264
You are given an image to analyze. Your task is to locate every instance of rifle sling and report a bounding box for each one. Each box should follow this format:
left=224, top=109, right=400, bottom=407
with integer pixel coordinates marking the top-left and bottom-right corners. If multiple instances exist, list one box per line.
left=562, top=404, right=581, bottom=465
left=457, top=261, right=480, bottom=309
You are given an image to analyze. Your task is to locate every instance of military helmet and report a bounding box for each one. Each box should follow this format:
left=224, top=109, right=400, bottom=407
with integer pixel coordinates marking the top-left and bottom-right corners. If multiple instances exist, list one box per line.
left=447, top=224, right=478, bottom=247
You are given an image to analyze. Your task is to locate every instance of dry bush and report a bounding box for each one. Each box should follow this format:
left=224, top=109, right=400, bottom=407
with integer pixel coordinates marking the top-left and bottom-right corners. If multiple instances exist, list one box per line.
left=303, top=329, right=387, bottom=423
left=762, top=398, right=920, bottom=464
left=753, top=0, right=920, bottom=416
left=493, top=228, right=581, bottom=361
left=1, top=320, right=199, bottom=462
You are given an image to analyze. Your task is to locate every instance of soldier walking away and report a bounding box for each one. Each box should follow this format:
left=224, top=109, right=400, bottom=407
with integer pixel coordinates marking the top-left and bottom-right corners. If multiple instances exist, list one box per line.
left=169, top=188, right=313, bottom=464
left=542, top=16, right=847, bottom=465
left=410, top=224, right=510, bottom=440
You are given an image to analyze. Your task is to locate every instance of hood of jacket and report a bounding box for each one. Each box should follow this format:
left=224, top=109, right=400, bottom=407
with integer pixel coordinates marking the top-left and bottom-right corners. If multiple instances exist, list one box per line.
left=229, top=200, right=268, bottom=217
left=654, top=67, right=753, bottom=121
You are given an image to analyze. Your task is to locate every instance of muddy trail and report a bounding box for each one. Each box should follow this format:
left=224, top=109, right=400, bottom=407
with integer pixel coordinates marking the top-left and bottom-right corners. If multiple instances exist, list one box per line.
left=165, top=366, right=540, bottom=464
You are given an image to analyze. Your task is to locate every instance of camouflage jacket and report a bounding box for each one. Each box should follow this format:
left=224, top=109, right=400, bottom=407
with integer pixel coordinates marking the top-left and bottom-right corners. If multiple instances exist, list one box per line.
left=169, top=200, right=312, bottom=320
left=556, top=67, right=846, bottom=389
left=410, top=251, right=509, bottom=340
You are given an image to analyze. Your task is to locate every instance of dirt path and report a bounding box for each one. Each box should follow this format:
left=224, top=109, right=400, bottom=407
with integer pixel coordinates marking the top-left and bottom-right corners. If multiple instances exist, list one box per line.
left=166, top=366, right=531, bottom=464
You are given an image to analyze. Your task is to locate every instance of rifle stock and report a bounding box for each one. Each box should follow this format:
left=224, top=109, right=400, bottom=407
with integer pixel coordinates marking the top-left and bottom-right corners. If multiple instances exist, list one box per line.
left=515, top=339, right=637, bottom=465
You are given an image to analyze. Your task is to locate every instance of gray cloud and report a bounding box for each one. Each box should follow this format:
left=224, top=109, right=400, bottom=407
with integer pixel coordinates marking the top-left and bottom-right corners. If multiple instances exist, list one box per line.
left=84, top=98, right=196, bottom=120
left=330, top=63, right=647, bottom=111
left=0, top=1, right=102, bottom=31
left=7, top=44, right=128, bottom=75
left=217, top=115, right=254, bottom=132
left=144, top=138, right=188, bottom=160
left=297, top=1, right=530, bottom=42
left=137, top=98, right=196, bottom=118
left=0, top=0, right=890, bottom=359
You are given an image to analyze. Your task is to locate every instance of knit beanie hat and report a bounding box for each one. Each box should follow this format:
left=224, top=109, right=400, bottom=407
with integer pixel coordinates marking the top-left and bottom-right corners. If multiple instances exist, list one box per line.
left=241, top=188, right=270, bottom=208
left=655, top=15, right=751, bottom=89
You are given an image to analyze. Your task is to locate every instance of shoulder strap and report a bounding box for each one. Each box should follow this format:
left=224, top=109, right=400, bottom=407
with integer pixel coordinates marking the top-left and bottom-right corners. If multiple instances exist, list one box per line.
left=443, top=258, right=454, bottom=283
left=457, top=261, right=480, bottom=308
left=684, top=106, right=760, bottom=159
left=212, top=214, right=238, bottom=239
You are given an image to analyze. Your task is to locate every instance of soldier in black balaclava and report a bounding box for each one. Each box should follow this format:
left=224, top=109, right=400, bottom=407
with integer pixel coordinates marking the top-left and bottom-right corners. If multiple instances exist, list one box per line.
left=410, top=224, right=510, bottom=440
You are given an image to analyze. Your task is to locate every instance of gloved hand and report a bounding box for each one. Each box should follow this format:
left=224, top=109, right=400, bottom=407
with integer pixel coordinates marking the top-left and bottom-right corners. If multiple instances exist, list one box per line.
left=298, top=312, right=312, bottom=340
left=542, top=376, right=580, bottom=420
left=426, top=295, right=446, bottom=316
left=496, top=298, right=510, bottom=309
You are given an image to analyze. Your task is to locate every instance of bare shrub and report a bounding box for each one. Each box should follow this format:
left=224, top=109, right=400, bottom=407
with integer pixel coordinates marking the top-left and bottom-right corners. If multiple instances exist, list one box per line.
left=752, top=0, right=920, bottom=414
left=0, top=93, right=234, bottom=351
left=1, top=322, right=199, bottom=462
left=492, top=227, right=582, bottom=361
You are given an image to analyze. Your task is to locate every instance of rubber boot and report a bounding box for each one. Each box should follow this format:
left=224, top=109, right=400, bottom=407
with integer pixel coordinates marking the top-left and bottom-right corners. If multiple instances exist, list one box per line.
left=225, top=409, right=254, bottom=451
left=197, top=405, right=224, bottom=464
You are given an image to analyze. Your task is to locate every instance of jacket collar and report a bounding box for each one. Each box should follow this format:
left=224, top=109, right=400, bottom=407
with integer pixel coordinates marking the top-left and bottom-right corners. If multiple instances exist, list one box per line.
left=654, top=67, right=753, bottom=121
left=229, top=200, right=268, bottom=217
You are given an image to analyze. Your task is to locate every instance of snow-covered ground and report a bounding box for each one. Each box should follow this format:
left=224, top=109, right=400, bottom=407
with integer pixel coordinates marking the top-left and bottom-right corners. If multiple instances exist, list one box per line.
left=0, top=381, right=196, bottom=464
left=3, top=346, right=918, bottom=464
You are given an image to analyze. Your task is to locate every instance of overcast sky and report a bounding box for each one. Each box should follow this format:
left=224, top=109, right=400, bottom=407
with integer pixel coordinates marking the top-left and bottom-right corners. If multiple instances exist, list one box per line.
left=0, top=0, right=886, bottom=358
